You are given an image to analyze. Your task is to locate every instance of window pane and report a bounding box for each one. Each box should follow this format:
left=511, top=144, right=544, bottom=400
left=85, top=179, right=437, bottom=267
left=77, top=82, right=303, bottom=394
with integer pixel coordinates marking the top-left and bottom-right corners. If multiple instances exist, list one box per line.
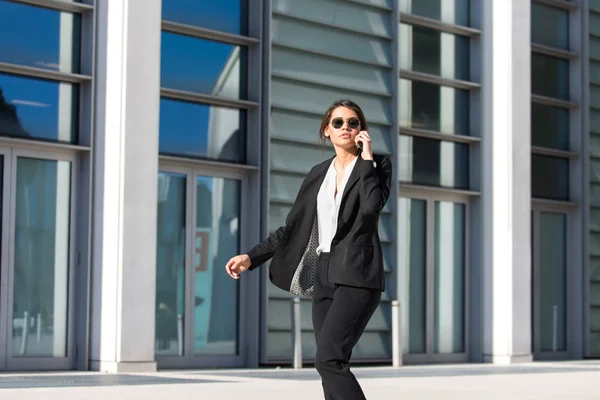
left=398, top=198, right=426, bottom=354
left=532, top=155, right=569, bottom=200
left=162, top=0, right=248, bottom=35
left=0, top=1, right=81, bottom=73
left=159, top=98, right=246, bottom=163
left=400, top=24, right=469, bottom=81
left=531, top=103, right=569, bottom=150
left=12, top=157, right=71, bottom=357
left=592, top=37, right=600, bottom=60
left=531, top=53, right=569, bottom=100
left=591, top=61, right=600, bottom=85
left=591, top=12, right=600, bottom=37
left=399, top=135, right=469, bottom=189
left=161, top=33, right=247, bottom=100
left=0, top=73, right=79, bottom=143
left=531, top=3, right=569, bottom=50
left=434, top=201, right=465, bottom=354
left=538, top=212, right=567, bottom=352
left=155, top=172, right=186, bottom=357
left=592, top=86, right=600, bottom=109
left=399, top=0, right=470, bottom=26
left=400, top=79, right=470, bottom=136
left=194, top=176, right=240, bottom=355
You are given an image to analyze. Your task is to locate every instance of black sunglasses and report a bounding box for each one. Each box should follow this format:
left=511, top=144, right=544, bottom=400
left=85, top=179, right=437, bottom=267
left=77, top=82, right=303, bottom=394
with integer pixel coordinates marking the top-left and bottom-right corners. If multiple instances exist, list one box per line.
left=331, top=117, right=360, bottom=130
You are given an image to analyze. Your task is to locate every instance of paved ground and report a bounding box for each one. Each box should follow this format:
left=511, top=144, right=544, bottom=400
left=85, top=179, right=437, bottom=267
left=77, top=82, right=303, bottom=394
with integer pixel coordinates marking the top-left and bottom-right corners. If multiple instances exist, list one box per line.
left=1, top=361, right=599, bottom=399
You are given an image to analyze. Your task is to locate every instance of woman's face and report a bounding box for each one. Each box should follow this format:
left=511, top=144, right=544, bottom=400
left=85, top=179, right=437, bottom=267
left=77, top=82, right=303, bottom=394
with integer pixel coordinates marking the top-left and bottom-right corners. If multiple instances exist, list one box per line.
left=324, top=107, right=361, bottom=151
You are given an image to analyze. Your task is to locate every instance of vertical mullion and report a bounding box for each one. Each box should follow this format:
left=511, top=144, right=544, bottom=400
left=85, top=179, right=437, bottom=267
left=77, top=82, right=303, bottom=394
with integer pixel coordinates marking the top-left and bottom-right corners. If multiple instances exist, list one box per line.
left=532, top=209, right=541, bottom=355
left=185, top=169, right=195, bottom=365
left=0, top=150, right=10, bottom=370
left=426, top=198, right=435, bottom=357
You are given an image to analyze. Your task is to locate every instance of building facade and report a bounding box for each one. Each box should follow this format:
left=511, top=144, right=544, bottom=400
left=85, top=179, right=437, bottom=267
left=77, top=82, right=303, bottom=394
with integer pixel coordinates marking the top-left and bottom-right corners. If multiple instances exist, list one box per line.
left=0, top=0, right=597, bottom=372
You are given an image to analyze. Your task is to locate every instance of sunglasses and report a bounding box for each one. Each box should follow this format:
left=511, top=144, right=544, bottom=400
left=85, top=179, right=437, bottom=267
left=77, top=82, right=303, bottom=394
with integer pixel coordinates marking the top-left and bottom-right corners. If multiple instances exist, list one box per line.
left=331, top=117, right=361, bottom=130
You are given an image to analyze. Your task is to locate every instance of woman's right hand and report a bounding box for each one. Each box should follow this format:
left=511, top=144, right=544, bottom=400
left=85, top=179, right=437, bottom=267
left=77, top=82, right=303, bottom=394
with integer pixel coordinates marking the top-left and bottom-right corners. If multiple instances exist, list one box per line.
left=225, top=254, right=251, bottom=279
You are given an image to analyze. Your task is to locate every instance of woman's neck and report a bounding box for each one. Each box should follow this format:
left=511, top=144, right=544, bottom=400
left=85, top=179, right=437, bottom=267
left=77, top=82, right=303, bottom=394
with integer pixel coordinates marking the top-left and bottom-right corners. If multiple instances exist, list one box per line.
left=334, top=148, right=358, bottom=169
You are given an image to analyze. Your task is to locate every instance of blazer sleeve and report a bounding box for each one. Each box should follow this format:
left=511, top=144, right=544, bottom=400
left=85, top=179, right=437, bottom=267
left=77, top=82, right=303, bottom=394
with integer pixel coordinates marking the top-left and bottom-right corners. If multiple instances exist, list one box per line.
left=357, top=155, right=392, bottom=216
left=246, top=226, right=286, bottom=270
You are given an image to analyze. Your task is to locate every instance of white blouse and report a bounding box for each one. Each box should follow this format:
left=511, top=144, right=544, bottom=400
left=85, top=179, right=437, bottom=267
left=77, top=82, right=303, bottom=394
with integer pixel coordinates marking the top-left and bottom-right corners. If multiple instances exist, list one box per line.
left=316, top=157, right=358, bottom=255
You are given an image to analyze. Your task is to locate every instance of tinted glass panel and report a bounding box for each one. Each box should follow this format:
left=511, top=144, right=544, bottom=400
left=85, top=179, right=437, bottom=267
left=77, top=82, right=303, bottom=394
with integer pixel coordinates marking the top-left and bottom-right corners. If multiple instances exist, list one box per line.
left=531, top=3, right=569, bottom=50
left=0, top=1, right=81, bottom=73
left=399, top=0, right=470, bottom=26
left=162, top=0, right=248, bottom=35
left=591, top=61, right=600, bottom=85
left=398, top=198, right=426, bottom=354
left=159, top=98, right=246, bottom=163
left=400, top=24, right=469, bottom=81
left=591, top=12, right=600, bottom=37
left=0, top=73, right=79, bottom=143
left=12, top=157, right=71, bottom=357
left=531, top=103, right=569, bottom=150
left=592, top=37, right=600, bottom=60
left=161, top=32, right=247, bottom=100
left=531, top=54, right=569, bottom=100
left=399, top=135, right=469, bottom=189
left=538, top=212, right=567, bottom=352
left=156, top=172, right=186, bottom=357
left=532, top=155, right=569, bottom=200
left=434, top=201, right=465, bottom=354
left=194, top=176, right=240, bottom=355
left=400, top=79, right=470, bottom=136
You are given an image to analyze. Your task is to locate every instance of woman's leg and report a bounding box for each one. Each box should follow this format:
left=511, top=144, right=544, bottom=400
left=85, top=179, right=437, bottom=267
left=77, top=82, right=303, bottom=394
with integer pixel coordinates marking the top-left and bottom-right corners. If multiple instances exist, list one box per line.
left=314, top=285, right=381, bottom=400
left=312, top=253, right=334, bottom=347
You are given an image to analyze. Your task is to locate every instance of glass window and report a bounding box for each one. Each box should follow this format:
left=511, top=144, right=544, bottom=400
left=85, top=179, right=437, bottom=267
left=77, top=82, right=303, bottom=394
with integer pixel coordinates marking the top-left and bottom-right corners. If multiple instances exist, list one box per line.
left=398, top=198, right=426, bottom=354
left=592, top=85, right=600, bottom=109
left=0, top=1, right=81, bottom=73
left=591, top=61, right=600, bottom=85
left=161, top=32, right=248, bottom=100
left=12, top=157, right=72, bottom=357
left=399, top=0, right=470, bottom=26
left=400, top=24, right=470, bottom=81
left=592, top=37, right=600, bottom=60
left=162, top=0, right=248, bottom=36
left=399, top=135, right=469, bottom=189
left=0, top=73, right=79, bottom=143
left=532, top=154, right=569, bottom=200
left=538, top=212, right=567, bottom=352
left=531, top=3, right=569, bottom=50
left=434, top=201, right=465, bottom=354
left=399, top=79, right=470, bottom=136
left=159, top=98, right=246, bottom=163
left=531, top=53, right=569, bottom=100
left=531, top=103, right=569, bottom=150
left=155, top=172, right=186, bottom=356
left=590, top=12, right=600, bottom=37
left=194, top=176, right=240, bottom=355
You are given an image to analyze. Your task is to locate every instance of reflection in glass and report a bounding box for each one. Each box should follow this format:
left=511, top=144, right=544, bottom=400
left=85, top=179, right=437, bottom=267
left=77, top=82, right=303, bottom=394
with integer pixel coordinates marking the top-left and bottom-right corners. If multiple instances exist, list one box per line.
left=194, top=176, right=240, bottom=355
left=400, top=24, right=469, bottom=81
left=399, top=135, right=469, bottom=189
left=161, top=32, right=247, bottom=100
left=400, top=79, right=469, bottom=135
left=0, top=73, right=79, bottom=143
left=399, top=0, right=470, bottom=26
left=531, top=3, right=568, bottom=50
left=159, top=98, right=246, bottom=163
left=12, top=157, right=71, bottom=357
left=0, top=0, right=81, bottom=73
left=434, top=201, right=465, bottom=354
left=155, top=172, right=186, bottom=356
left=162, top=0, right=248, bottom=35
left=531, top=104, right=569, bottom=150
left=532, top=54, right=569, bottom=100
left=398, top=198, right=426, bottom=354
left=538, top=212, right=567, bottom=352
left=532, top=155, right=569, bottom=200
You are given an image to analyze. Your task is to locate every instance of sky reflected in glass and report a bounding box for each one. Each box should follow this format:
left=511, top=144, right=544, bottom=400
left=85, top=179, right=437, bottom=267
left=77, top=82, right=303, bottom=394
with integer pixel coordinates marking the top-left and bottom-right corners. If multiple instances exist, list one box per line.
left=162, top=0, right=248, bottom=35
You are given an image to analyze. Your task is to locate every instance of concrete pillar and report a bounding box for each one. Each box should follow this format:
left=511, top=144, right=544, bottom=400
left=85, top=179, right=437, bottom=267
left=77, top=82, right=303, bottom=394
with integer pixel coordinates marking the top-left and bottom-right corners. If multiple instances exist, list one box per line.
left=479, top=0, right=533, bottom=364
left=89, top=0, right=161, bottom=373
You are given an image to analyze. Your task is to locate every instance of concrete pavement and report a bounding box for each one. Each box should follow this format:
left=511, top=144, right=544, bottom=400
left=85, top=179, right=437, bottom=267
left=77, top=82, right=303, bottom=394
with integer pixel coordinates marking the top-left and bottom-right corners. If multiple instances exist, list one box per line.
left=1, top=361, right=599, bottom=399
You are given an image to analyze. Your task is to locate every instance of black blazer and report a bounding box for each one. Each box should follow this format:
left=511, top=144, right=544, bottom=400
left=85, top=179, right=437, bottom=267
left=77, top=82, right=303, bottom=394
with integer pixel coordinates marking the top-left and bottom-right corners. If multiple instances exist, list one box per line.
left=246, top=153, right=392, bottom=291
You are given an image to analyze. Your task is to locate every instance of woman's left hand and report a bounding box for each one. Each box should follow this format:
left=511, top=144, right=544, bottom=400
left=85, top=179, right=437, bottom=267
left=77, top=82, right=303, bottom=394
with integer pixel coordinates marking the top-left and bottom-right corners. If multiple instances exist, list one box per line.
left=355, top=131, right=373, bottom=161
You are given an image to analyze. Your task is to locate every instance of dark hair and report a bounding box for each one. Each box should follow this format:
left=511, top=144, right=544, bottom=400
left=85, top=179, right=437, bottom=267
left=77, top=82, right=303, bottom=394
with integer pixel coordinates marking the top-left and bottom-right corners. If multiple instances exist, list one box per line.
left=318, top=99, right=369, bottom=146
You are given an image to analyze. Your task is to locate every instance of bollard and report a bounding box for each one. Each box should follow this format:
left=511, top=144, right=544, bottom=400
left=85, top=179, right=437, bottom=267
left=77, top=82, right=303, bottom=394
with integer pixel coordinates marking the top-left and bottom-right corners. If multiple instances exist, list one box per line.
left=291, top=297, right=302, bottom=369
left=391, top=300, right=402, bottom=367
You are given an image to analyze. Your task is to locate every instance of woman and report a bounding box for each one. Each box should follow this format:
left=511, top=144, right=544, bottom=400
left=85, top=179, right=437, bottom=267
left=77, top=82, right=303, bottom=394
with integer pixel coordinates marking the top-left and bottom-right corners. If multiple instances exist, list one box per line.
left=225, top=99, right=392, bottom=399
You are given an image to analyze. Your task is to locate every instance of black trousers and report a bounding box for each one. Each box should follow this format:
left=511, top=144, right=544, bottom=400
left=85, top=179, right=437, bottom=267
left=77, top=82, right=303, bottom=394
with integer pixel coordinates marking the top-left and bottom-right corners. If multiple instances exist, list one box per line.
left=312, top=252, right=381, bottom=400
